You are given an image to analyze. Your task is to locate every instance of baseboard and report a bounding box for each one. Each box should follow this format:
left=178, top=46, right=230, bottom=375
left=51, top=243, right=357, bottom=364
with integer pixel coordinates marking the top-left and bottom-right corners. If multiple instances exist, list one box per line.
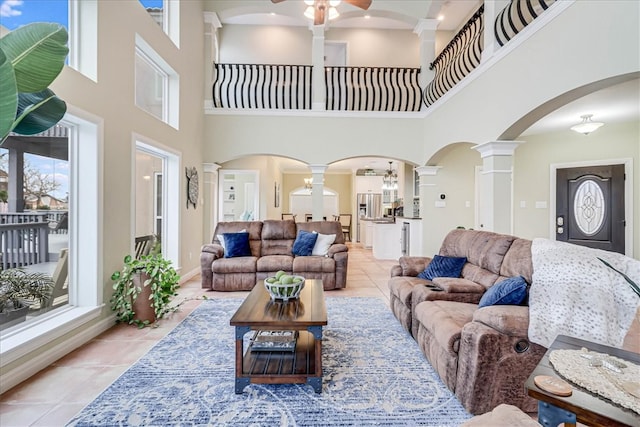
left=180, top=267, right=200, bottom=283
left=0, top=315, right=116, bottom=394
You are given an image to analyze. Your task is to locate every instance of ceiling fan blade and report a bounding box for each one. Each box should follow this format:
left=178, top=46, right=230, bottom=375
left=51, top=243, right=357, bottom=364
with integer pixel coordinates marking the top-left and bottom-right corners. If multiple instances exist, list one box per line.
left=271, top=0, right=287, bottom=3
left=344, top=0, right=372, bottom=10
left=314, top=6, right=326, bottom=25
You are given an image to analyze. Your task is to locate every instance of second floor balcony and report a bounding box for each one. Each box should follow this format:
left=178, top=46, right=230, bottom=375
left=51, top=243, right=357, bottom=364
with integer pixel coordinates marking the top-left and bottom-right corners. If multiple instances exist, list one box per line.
left=208, top=0, right=557, bottom=114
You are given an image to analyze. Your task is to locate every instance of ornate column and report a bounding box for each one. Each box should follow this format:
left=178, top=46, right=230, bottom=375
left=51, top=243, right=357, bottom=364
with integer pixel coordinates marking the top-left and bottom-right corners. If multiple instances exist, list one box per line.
left=473, top=141, right=524, bottom=234
left=414, top=19, right=440, bottom=89
left=203, top=163, right=220, bottom=242
left=416, top=165, right=442, bottom=256
left=311, top=25, right=326, bottom=111
left=309, top=164, right=327, bottom=220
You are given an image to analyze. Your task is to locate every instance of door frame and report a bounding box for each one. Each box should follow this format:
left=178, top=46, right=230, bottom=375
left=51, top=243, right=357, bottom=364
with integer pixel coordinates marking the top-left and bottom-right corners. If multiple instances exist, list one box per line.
left=549, top=158, right=633, bottom=257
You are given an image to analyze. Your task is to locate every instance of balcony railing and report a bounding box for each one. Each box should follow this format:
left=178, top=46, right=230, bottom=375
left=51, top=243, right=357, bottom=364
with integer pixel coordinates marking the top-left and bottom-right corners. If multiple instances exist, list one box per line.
left=325, top=66, right=422, bottom=112
left=423, top=5, right=484, bottom=108
left=213, top=63, right=313, bottom=110
left=495, top=0, right=557, bottom=46
left=212, top=63, right=421, bottom=112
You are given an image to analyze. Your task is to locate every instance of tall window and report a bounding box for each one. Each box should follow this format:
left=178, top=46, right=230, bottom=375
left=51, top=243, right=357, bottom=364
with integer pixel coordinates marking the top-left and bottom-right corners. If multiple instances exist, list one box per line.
left=139, top=0, right=180, bottom=47
left=134, top=35, right=179, bottom=128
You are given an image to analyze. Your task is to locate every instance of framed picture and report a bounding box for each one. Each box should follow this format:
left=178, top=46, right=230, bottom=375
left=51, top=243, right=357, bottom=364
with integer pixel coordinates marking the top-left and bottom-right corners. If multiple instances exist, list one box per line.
left=274, top=182, right=280, bottom=208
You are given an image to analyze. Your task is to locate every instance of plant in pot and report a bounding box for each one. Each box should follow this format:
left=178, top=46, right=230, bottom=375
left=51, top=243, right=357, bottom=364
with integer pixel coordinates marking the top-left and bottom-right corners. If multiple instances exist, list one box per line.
left=0, top=268, right=54, bottom=330
left=110, top=253, right=181, bottom=328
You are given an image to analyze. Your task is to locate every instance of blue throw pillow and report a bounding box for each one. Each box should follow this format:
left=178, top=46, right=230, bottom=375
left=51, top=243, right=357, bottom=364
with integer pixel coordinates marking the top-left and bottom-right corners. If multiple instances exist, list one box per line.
left=417, top=255, right=467, bottom=280
left=223, top=232, right=251, bottom=258
left=478, top=276, right=528, bottom=308
left=292, top=230, right=318, bottom=256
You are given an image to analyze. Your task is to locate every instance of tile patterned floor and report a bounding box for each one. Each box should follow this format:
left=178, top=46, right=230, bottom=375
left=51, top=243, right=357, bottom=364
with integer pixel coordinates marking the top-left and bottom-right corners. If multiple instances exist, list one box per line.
left=0, top=243, right=397, bottom=427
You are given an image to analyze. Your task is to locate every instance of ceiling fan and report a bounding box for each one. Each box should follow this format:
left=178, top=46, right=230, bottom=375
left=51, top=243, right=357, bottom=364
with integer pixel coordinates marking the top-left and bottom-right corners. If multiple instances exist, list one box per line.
left=271, top=0, right=372, bottom=26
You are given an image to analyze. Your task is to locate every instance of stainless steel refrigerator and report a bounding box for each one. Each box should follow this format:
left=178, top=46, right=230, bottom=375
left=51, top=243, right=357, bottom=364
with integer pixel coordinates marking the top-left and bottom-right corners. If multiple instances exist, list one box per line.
left=356, top=193, right=382, bottom=242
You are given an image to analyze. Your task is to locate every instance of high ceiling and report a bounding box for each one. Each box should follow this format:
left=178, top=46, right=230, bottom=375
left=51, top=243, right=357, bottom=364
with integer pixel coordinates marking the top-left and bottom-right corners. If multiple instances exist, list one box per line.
left=207, top=1, right=639, bottom=172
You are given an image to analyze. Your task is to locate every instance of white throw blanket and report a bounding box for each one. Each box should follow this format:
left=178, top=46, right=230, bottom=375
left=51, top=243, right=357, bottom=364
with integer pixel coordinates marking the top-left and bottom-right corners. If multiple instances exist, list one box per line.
left=529, top=238, right=640, bottom=348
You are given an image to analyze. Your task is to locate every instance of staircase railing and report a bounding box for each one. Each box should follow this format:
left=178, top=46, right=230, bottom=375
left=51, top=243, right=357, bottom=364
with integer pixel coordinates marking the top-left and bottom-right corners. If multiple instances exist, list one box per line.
left=212, top=63, right=313, bottom=110
left=495, top=0, right=557, bottom=46
left=325, top=66, right=422, bottom=112
left=423, top=5, right=484, bottom=108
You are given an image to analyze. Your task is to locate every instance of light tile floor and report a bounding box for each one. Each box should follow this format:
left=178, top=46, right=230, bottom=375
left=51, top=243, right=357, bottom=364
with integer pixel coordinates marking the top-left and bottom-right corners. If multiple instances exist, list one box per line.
left=0, top=243, right=397, bottom=427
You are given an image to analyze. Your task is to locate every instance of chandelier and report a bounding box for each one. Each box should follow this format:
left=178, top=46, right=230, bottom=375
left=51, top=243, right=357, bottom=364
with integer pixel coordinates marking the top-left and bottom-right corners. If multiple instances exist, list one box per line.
left=382, top=161, right=398, bottom=190
left=304, top=177, right=313, bottom=192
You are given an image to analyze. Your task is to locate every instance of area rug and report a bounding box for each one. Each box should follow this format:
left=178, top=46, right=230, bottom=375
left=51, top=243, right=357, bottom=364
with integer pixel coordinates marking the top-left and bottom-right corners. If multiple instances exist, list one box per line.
left=67, top=297, right=472, bottom=426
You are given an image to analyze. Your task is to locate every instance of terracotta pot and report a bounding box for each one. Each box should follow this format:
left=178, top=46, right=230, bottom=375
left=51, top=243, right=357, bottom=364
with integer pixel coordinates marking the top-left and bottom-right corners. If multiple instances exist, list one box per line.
left=132, top=272, right=156, bottom=324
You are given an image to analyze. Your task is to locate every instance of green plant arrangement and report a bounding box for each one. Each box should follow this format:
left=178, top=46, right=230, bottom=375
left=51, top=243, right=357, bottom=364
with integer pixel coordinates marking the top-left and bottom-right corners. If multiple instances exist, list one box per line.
left=110, top=254, right=181, bottom=328
left=0, top=268, right=54, bottom=330
left=598, top=257, right=640, bottom=298
left=0, top=22, right=68, bottom=145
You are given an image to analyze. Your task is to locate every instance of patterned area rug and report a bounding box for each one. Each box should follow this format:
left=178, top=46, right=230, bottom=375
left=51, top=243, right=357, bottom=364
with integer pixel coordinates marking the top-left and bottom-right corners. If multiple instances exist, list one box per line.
left=68, top=298, right=471, bottom=426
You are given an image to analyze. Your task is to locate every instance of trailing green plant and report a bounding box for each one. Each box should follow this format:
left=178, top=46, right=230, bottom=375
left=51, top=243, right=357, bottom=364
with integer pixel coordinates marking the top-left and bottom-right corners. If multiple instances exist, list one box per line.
left=110, top=254, right=181, bottom=328
left=0, top=268, right=54, bottom=312
left=597, top=257, right=640, bottom=298
left=0, top=189, right=7, bottom=203
left=0, top=22, right=68, bottom=144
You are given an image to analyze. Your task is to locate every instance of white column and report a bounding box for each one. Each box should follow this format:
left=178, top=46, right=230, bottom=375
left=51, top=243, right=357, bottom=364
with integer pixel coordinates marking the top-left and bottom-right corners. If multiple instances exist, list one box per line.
left=413, top=19, right=439, bottom=89
left=203, top=163, right=220, bottom=242
left=416, top=165, right=442, bottom=256
left=482, top=1, right=497, bottom=62
left=472, top=141, right=524, bottom=234
left=204, top=12, right=222, bottom=109
left=311, top=25, right=326, bottom=111
left=309, top=164, right=327, bottom=220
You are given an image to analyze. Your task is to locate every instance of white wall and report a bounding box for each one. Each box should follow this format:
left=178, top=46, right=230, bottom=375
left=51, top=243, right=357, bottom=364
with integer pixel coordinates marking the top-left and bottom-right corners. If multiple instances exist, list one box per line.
left=326, top=28, right=419, bottom=67
left=219, top=24, right=312, bottom=64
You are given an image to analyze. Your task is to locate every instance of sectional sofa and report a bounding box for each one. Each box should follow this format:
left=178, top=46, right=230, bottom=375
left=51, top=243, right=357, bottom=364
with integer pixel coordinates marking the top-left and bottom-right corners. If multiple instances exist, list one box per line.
left=388, top=229, right=545, bottom=415
left=200, top=219, right=348, bottom=291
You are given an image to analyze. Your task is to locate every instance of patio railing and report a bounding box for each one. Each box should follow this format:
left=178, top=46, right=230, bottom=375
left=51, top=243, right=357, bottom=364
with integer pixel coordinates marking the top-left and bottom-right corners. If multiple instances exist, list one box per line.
left=0, top=221, right=50, bottom=270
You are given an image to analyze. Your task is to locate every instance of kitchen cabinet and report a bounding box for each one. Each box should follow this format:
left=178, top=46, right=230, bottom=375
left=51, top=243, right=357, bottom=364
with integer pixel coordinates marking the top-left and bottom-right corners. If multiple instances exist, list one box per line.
left=355, top=176, right=383, bottom=194
left=372, top=221, right=402, bottom=260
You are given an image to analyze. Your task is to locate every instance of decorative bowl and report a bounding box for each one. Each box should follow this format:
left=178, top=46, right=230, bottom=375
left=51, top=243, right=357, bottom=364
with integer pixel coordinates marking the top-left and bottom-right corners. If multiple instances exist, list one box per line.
left=264, top=275, right=305, bottom=301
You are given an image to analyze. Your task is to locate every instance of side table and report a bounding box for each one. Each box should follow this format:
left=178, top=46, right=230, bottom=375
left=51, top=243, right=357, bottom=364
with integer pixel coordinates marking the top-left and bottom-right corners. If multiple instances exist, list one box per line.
left=525, top=334, right=640, bottom=427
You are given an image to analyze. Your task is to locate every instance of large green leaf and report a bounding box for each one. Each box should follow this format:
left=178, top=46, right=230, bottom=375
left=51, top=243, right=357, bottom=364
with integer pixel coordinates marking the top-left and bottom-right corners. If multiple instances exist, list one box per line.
left=12, top=89, right=67, bottom=136
left=0, top=46, right=18, bottom=144
left=0, top=22, right=68, bottom=93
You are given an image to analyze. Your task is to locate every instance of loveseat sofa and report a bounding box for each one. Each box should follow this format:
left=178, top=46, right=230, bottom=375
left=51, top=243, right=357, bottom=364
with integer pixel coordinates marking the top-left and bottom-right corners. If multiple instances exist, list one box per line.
left=201, top=219, right=348, bottom=291
left=388, top=229, right=545, bottom=415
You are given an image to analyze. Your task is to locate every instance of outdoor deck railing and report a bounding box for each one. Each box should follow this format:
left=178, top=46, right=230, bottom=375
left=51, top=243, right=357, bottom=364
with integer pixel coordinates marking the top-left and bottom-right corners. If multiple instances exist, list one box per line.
left=0, top=213, right=58, bottom=269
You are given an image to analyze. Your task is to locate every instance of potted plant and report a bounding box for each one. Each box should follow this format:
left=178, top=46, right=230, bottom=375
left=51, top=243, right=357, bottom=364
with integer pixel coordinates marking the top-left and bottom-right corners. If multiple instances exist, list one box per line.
left=0, top=268, right=54, bottom=330
left=110, top=253, right=181, bottom=328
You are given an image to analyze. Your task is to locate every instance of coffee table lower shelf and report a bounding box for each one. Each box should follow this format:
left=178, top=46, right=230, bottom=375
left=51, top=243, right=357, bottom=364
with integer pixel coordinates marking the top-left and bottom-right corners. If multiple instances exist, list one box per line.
left=235, top=327, right=323, bottom=394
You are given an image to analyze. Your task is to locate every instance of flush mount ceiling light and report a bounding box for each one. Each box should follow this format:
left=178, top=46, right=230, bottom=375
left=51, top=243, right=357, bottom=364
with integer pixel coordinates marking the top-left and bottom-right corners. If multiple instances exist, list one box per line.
left=570, top=114, right=604, bottom=135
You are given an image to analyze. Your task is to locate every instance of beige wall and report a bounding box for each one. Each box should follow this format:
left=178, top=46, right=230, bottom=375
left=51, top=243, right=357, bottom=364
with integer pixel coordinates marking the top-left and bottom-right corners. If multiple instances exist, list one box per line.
left=420, top=143, right=481, bottom=254
left=219, top=24, right=312, bottom=64
left=514, top=120, right=639, bottom=256
left=325, top=28, right=419, bottom=67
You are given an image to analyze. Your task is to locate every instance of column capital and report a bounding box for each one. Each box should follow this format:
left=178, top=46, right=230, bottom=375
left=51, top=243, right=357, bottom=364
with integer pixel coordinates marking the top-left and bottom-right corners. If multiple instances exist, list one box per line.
left=311, top=25, right=325, bottom=37
left=204, top=12, right=221, bottom=28
left=414, top=19, right=439, bottom=36
left=415, top=165, right=442, bottom=176
left=309, top=164, right=328, bottom=174
left=473, top=141, right=524, bottom=158
left=203, top=163, right=221, bottom=173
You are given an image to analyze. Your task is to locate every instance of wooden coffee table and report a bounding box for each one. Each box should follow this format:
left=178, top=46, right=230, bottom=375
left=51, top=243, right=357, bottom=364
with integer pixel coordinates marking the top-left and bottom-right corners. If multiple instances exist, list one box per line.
left=525, top=335, right=640, bottom=427
left=230, top=279, right=327, bottom=394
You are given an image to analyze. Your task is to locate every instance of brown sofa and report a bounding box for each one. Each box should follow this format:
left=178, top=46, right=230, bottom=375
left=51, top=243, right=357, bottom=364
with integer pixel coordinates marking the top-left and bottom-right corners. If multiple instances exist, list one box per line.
left=200, top=219, right=348, bottom=291
left=388, top=229, right=546, bottom=415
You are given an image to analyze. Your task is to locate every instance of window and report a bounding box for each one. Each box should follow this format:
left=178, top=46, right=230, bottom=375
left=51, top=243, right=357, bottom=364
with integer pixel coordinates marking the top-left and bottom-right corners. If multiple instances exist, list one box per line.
left=139, top=0, right=180, bottom=47
left=1, top=108, right=102, bottom=372
left=134, top=35, right=179, bottom=128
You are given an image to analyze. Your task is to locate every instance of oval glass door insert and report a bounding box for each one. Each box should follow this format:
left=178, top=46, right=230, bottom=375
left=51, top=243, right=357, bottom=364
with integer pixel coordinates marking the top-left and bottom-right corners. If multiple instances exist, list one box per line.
left=573, top=179, right=605, bottom=236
